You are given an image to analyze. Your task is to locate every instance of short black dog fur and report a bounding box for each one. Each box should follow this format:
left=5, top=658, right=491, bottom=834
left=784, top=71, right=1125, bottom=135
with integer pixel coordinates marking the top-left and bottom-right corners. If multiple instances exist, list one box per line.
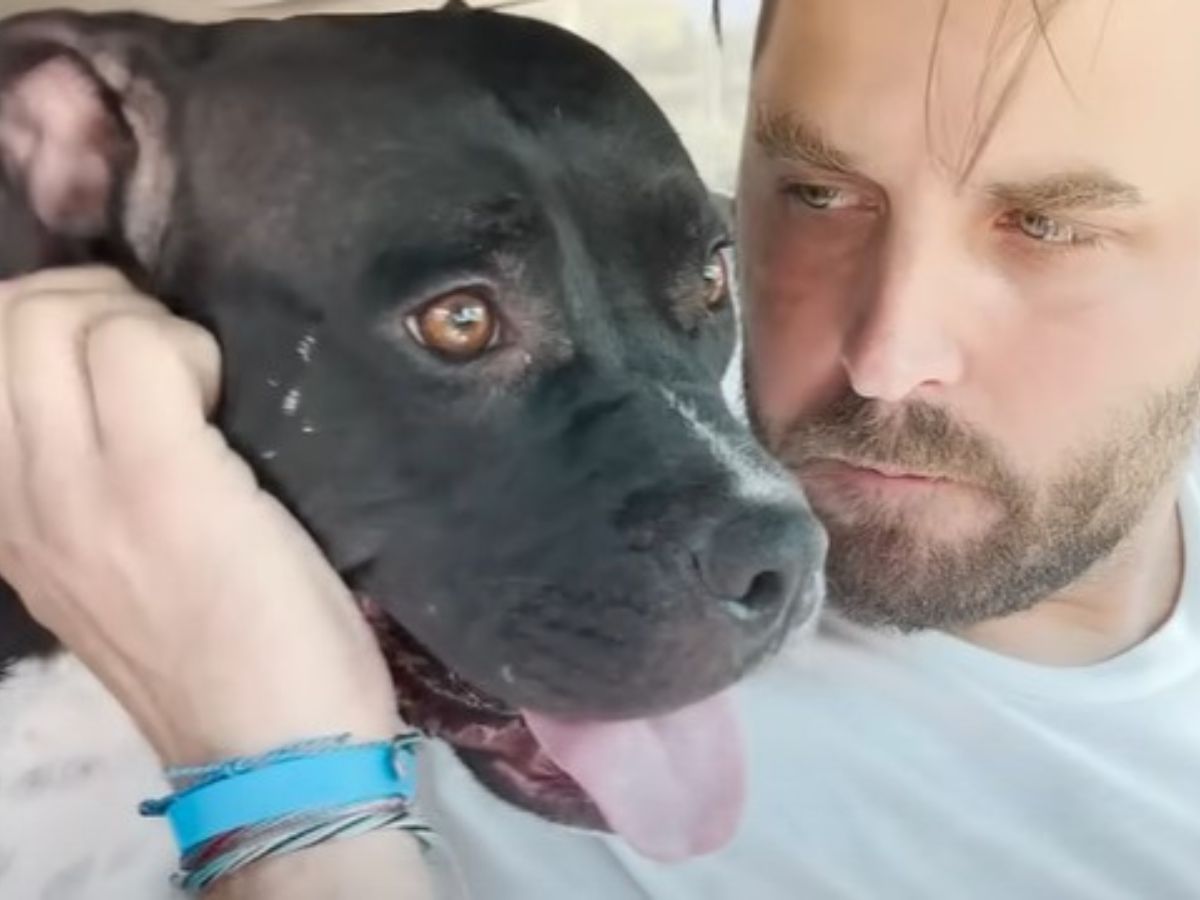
left=0, top=5, right=824, bottom=826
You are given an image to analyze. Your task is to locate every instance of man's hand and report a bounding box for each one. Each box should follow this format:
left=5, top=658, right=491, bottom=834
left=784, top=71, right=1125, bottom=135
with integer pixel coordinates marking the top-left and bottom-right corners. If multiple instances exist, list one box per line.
left=0, top=266, right=400, bottom=765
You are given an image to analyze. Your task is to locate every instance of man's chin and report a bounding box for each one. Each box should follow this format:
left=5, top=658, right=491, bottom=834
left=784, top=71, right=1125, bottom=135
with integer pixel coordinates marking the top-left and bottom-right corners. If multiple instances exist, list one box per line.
left=823, top=589, right=943, bottom=633
left=805, top=492, right=1006, bottom=552
left=818, top=532, right=1029, bottom=633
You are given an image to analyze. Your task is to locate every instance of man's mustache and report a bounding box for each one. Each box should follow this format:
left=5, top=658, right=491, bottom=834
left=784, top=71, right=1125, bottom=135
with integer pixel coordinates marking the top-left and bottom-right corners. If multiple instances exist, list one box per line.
left=753, top=389, right=1025, bottom=498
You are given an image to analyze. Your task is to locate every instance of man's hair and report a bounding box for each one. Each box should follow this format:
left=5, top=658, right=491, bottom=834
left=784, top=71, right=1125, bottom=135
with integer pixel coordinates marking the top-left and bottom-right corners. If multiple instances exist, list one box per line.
left=746, top=0, right=1076, bottom=182
left=753, top=0, right=780, bottom=60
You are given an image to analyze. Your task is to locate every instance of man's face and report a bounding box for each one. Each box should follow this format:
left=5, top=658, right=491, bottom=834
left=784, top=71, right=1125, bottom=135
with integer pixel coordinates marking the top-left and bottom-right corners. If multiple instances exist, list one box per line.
left=737, top=0, right=1200, bottom=631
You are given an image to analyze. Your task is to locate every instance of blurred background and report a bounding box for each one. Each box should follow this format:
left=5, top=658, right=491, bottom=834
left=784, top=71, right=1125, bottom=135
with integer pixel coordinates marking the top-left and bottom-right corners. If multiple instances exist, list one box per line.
left=2, top=0, right=763, bottom=193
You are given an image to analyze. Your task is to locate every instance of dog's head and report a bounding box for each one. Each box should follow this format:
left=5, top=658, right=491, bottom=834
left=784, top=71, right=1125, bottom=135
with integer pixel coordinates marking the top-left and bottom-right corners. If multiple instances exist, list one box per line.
left=0, top=7, right=825, bottom=859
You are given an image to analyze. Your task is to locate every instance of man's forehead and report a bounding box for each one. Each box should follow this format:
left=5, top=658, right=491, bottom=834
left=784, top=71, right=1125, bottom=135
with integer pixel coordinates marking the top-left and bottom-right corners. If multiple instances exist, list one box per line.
left=753, top=0, right=1200, bottom=196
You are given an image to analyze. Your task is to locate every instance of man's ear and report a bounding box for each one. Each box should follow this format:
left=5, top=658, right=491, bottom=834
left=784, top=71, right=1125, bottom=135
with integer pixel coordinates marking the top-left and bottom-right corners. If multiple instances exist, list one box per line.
left=0, top=13, right=176, bottom=274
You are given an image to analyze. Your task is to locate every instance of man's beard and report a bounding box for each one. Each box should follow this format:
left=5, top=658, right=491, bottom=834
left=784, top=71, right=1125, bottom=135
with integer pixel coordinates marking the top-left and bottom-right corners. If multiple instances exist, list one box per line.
left=747, top=370, right=1200, bottom=633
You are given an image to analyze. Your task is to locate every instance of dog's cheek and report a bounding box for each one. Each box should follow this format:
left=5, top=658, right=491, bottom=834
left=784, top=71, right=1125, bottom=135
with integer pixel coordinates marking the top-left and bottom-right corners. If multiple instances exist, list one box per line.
left=214, top=328, right=431, bottom=573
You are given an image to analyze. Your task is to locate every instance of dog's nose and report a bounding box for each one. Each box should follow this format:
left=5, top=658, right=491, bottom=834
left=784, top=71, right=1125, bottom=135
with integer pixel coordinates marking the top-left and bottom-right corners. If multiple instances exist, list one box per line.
left=696, top=505, right=825, bottom=625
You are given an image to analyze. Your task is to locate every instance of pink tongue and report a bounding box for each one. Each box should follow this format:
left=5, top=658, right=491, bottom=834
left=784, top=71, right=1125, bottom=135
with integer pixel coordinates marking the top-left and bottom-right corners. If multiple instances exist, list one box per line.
left=522, top=691, right=746, bottom=863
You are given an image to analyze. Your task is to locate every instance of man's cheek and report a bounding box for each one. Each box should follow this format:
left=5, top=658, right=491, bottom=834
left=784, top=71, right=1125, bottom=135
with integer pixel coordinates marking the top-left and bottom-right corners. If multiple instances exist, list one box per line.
left=745, top=273, right=850, bottom=427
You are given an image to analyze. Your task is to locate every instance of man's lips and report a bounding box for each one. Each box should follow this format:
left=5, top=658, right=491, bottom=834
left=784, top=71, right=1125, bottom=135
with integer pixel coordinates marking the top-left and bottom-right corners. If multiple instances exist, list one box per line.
left=802, top=457, right=951, bottom=486
left=796, top=457, right=995, bottom=509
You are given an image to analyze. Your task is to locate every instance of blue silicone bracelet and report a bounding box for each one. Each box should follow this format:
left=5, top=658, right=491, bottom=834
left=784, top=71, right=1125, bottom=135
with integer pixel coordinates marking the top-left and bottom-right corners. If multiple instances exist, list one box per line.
left=152, top=741, right=418, bottom=854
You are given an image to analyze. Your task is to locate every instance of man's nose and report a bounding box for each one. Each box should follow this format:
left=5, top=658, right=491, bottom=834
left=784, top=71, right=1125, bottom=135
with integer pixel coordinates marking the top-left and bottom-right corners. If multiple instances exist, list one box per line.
left=841, top=219, right=968, bottom=403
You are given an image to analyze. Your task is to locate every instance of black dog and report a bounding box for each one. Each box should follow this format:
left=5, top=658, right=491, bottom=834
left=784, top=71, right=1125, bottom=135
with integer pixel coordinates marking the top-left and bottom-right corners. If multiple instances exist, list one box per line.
left=0, top=5, right=825, bottom=887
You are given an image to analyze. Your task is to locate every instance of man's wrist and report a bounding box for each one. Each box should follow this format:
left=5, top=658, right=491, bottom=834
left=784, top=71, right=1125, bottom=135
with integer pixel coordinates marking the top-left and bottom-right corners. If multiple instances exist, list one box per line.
left=208, top=828, right=433, bottom=900
left=142, top=729, right=429, bottom=894
left=155, top=709, right=405, bottom=769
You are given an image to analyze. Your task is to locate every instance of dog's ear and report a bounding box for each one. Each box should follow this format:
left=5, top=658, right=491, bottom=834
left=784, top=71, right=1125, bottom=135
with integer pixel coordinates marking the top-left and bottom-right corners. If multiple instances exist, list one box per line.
left=0, top=44, right=133, bottom=238
left=0, top=13, right=175, bottom=276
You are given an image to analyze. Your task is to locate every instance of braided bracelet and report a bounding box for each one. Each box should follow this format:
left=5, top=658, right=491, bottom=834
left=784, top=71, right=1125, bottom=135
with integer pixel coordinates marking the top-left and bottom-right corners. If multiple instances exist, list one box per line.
left=140, top=732, right=433, bottom=894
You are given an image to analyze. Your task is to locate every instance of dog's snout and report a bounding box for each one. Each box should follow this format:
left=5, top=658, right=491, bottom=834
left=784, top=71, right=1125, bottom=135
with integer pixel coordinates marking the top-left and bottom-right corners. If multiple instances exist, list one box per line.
left=696, top=505, right=824, bottom=626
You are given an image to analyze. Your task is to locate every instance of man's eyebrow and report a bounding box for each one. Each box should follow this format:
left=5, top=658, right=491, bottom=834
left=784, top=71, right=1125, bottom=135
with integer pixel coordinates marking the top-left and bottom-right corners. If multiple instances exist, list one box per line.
left=986, top=171, right=1144, bottom=212
left=752, top=107, right=858, bottom=175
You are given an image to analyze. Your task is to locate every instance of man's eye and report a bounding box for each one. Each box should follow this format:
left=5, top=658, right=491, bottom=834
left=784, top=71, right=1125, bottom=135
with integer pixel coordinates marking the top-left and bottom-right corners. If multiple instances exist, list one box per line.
left=1011, top=211, right=1098, bottom=247
left=784, top=183, right=851, bottom=210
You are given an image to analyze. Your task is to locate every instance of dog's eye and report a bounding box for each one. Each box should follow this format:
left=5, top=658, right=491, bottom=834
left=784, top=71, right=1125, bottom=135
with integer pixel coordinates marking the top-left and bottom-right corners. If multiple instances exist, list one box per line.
left=702, top=248, right=731, bottom=312
left=406, top=292, right=500, bottom=361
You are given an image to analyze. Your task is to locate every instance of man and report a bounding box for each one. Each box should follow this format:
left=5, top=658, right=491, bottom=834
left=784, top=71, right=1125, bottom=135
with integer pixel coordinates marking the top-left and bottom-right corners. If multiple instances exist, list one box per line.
left=2, top=1, right=1198, bottom=898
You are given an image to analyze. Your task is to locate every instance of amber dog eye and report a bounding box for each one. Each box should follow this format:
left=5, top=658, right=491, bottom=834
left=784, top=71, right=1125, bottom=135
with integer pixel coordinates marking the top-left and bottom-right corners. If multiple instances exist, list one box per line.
left=702, top=248, right=731, bottom=312
left=407, top=292, right=500, bottom=361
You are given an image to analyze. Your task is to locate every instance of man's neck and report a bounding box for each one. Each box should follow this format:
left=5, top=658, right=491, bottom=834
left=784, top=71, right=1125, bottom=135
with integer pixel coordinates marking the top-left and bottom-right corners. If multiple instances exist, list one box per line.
left=955, top=488, right=1187, bottom=667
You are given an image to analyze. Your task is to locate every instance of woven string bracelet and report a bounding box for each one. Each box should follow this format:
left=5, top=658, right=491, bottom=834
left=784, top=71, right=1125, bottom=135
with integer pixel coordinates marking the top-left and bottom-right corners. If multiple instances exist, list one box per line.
left=140, top=731, right=434, bottom=894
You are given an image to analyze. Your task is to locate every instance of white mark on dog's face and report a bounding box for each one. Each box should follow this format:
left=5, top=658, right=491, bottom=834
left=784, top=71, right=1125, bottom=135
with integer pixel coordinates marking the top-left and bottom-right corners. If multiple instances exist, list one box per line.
left=719, top=253, right=749, bottom=425
left=807, top=570, right=827, bottom=611
left=281, top=387, right=302, bottom=416
left=658, top=386, right=798, bottom=506
left=297, top=333, right=318, bottom=363
left=720, top=348, right=748, bottom=425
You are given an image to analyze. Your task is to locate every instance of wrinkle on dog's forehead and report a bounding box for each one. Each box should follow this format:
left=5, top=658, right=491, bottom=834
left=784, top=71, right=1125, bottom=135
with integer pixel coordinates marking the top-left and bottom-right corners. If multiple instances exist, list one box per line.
left=457, top=193, right=540, bottom=244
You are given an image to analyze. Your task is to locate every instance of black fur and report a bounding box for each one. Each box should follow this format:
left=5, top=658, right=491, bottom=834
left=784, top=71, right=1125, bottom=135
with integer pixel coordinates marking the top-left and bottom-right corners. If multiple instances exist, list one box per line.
left=0, top=9, right=823, bottom=719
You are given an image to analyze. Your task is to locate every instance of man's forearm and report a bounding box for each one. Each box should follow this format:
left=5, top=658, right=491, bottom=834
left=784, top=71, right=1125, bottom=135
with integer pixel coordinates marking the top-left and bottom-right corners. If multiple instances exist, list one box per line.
left=209, top=830, right=434, bottom=900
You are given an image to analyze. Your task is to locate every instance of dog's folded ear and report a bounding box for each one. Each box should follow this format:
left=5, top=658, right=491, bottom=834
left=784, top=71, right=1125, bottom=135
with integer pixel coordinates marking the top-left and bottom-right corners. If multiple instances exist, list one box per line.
left=0, top=12, right=176, bottom=276
left=0, top=42, right=133, bottom=238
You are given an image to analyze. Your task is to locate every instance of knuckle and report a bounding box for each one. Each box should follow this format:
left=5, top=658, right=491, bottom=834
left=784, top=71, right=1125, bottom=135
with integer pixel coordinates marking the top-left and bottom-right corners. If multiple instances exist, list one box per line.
left=4, top=288, right=156, bottom=345
left=84, top=310, right=159, bottom=359
left=78, top=266, right=134, bottom=290
left=6, top=293, right=81, bottom=341
left=0, top=273, right=162, bottom=346
left=182, top=320, right=222, bottom=367
left=29, top=265, right=132, bottom=295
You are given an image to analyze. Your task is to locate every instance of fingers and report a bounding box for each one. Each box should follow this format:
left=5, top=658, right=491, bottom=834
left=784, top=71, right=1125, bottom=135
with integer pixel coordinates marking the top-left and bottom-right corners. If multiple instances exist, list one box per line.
left=0, top=265, right=223, bottom=517
left=167, top=317, right=222, bottom=420
left=86, top=312, right=223, bottom=464
left=3, top=293, right=111, bottom=545
left=5, top=292, right=122, bottom=463
left=0, top=265, right=136, bottom=300
left=0, top=270, right=146, bottom=540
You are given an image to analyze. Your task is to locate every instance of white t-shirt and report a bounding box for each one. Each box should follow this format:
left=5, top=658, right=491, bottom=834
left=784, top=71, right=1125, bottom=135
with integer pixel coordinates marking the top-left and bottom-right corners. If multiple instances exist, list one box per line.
left=416, top=458, right=1200, bottom=900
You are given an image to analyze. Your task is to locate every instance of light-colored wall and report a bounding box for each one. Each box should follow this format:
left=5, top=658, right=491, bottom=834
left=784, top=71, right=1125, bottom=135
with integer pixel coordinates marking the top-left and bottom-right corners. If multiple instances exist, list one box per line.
left=1, top=0, right=760, bottom=192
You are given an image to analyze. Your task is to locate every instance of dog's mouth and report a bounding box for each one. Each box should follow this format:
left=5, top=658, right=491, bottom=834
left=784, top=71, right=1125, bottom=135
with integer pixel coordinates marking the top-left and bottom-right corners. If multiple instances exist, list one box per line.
left=358, top=597, right=746, bottom=862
